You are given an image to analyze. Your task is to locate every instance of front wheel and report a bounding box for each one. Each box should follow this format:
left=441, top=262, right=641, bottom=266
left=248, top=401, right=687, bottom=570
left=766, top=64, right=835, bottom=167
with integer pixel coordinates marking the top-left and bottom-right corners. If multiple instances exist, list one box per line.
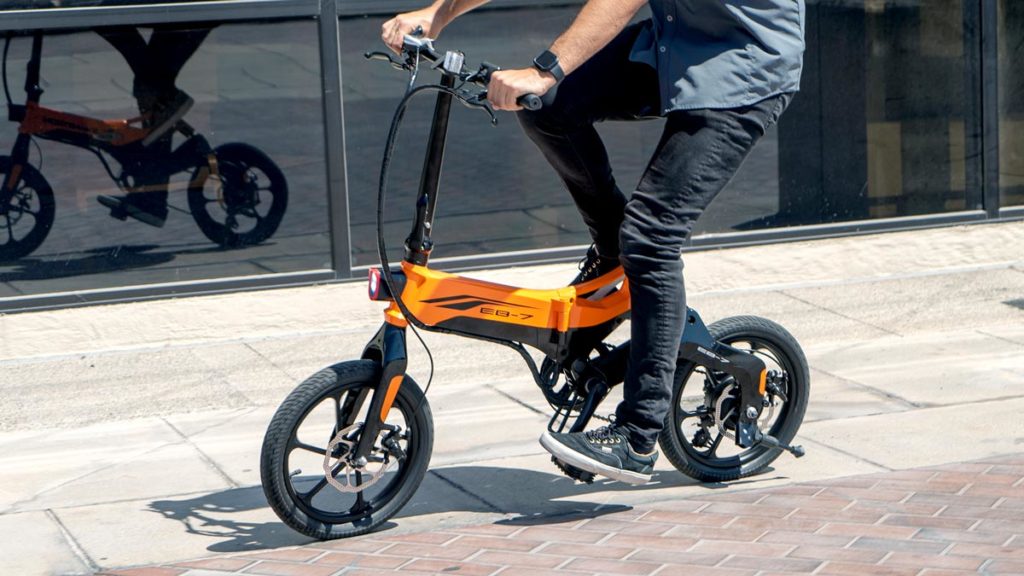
left=260, top=360, right=433, bottom=539
left=0, top=157, right=56, bottom=262
left=659, top=316, right=810, bottom=482
left=188, top=143, right=288, bottom=247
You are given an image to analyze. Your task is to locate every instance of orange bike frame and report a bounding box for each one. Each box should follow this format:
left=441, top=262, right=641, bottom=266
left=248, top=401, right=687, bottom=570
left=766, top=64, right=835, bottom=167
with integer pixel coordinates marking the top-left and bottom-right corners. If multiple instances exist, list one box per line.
left=19, top=101, right=148, bottom=147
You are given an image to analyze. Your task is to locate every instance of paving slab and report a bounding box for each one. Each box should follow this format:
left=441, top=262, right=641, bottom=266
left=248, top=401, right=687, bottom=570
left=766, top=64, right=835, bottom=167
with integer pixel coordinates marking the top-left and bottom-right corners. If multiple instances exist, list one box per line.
left=783, top=268, right=1024, bottom=337
left=0, top=510, right=91, bottom=576
left=0, top=349, right=252, bottom=432
left=809, top=330, right=1024, bottom=407
left=188, top=345, right=299, bottom=407
left=1, top=418, right=178, bottom=513
left=25, top=441, right=234, bottom=512
left=802, top=367, right=914, bottom=423
left=800, top=397, right=1024, bottom=470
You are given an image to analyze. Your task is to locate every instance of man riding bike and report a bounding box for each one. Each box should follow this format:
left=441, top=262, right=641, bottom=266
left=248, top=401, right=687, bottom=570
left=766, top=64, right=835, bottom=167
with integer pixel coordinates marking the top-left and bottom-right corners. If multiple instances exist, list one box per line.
left=383, top=0, right=805, bottom=485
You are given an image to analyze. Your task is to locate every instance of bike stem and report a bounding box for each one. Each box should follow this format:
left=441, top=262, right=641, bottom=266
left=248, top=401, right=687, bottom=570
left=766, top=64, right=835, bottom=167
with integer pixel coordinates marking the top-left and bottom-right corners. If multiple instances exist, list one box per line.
left=405, top=74, right=457, bottom=266
left=25, top=33, right=43, bottom=104
left=4, top=33, right=42, bottom=196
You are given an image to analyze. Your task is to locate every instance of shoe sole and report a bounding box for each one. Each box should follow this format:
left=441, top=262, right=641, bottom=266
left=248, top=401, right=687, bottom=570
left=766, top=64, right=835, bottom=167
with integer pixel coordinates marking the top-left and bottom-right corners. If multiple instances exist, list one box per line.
left=96, top=196, right=166, bottom=228
left=539, top=432, right=651, bottom=485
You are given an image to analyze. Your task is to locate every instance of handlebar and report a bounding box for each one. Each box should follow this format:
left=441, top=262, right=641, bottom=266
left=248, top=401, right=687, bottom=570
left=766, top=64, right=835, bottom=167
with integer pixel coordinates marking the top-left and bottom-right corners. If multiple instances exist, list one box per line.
left=364, top=33, right=555, bottom=112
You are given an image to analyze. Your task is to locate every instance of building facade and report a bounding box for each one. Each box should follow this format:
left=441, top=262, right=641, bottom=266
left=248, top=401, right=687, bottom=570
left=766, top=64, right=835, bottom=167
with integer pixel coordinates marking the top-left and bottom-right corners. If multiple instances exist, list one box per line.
left=0, top=0, right=1020, bottom=312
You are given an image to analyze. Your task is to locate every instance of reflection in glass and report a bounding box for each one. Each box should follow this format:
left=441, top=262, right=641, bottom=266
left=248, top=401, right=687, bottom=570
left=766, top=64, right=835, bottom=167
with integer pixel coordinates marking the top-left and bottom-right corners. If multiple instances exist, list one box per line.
left=1, top=0, right=231, bottom=9
left=343, top=2, right=977, bottom=268
left=0, top=21, right=328, bottom=298
left=1000, top=0, right=1024, bottom=207
left=342, top=7, right=612, bottom=267
left=775, top=0, right=972, bottom=227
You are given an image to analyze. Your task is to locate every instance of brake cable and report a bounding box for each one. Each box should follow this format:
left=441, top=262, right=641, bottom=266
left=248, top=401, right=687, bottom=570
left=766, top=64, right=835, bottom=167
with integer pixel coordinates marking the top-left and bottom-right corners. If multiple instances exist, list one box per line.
left=375, top=80, right=548, bottom=410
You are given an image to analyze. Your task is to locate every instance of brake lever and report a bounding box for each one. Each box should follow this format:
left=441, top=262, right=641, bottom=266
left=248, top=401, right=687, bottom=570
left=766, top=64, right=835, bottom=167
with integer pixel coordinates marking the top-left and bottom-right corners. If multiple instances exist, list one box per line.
left=365, top=51, right=407, bottom=71
left=463, top=91, right=498, bottom=126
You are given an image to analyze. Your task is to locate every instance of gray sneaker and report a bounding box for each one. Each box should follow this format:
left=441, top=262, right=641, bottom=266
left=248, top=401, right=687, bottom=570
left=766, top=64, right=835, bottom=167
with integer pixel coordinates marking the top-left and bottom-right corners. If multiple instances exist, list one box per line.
left=540, top=425, right=657, bottom=485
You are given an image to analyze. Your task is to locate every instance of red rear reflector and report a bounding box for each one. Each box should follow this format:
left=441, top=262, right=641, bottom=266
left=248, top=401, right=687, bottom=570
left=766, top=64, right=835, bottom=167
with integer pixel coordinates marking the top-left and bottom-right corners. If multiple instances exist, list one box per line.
left=368, top=268, right=383, bottom=300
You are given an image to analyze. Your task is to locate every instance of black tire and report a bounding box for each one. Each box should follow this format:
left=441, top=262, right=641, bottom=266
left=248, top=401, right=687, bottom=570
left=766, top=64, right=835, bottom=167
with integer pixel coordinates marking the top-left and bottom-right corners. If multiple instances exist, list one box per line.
left=260, top=360, right=433, bottom=539
left=658, top=316, right=810, bottom=482
left=0, top=157, right=55, bottom=262
left=187, top=143, right=287, bottom=247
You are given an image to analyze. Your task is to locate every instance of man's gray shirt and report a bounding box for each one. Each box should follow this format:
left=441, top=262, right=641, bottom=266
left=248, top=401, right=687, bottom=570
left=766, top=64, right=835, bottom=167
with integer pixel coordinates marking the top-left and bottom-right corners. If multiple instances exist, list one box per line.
left=630, top=0, right=805, bottom=113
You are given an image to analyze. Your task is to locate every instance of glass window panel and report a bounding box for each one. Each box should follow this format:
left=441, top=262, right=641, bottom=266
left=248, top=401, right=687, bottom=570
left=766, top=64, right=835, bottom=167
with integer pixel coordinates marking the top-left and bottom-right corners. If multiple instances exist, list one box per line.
left=341, top=6, right=660, bottom=267
left=1000, top=0, right=1024, bottom=207
left=2, top=1, right=230, bottom=9
left=343, top=1, right=976, bottom=269
left=0, top=19, right=330, bottom=298
left=775, top=0, right=973, bottom=228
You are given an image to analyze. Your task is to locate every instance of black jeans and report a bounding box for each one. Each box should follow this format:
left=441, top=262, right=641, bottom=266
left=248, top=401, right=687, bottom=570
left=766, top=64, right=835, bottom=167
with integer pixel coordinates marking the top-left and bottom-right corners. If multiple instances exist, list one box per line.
left=518, top=22, right=792, bottom=453
left=97, top=25, right=213, bottom=206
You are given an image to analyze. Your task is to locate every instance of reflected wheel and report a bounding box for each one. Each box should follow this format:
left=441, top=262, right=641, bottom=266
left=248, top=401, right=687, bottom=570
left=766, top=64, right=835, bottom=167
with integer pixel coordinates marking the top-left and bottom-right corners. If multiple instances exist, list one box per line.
left=188, top=143, right=288, bottom=247
left=0, top=157, right=55, bottom=262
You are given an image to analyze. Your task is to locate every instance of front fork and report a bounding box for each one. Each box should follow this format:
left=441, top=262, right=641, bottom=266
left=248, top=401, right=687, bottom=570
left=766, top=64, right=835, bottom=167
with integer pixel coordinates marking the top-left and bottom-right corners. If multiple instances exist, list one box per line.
left=2, top=133, right=32, bottom=206
left=356, top=322, right=409, bottom=461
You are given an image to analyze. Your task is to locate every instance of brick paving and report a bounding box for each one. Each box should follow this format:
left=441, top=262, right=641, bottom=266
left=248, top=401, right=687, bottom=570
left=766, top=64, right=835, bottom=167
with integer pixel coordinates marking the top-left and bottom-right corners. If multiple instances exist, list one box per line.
left=100, top=454, right=1024, bottom=576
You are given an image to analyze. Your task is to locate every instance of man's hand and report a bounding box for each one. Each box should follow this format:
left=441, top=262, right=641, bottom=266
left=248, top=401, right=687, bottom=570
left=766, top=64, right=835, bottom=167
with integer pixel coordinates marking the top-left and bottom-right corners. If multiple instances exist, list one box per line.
left=381, top=8, right=442, bottom=54
left=489, top=68, right=558, bottom=111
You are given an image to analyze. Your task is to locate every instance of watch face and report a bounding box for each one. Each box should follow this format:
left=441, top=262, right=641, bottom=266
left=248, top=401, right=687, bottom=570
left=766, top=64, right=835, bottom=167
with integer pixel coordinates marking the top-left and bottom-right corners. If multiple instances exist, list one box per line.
left=535, top=50, right=558, bottom=71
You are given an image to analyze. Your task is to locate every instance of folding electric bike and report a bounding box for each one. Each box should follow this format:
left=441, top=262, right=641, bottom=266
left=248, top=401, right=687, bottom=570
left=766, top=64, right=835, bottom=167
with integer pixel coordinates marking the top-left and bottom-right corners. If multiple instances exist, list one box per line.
left=260, top=35, right=810, bottom=540
left=0, top=32, right=288, bottom=262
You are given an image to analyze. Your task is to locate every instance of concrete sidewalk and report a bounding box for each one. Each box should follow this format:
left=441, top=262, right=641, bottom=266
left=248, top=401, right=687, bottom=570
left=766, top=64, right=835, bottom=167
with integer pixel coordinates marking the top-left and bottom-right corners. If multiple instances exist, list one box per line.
left=1, top=221, right=1023, bottom=575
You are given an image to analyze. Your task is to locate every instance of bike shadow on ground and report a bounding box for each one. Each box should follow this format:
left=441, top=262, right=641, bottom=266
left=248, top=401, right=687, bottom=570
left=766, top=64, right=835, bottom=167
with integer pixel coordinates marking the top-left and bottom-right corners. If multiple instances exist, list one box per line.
left=146, top=464, right=783, bottom=555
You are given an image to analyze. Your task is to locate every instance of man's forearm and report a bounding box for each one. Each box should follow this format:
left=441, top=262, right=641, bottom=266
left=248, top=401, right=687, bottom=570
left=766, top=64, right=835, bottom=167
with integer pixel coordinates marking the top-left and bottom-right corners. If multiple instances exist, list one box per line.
left=550, top=0, right=648, bottom=75
left=431, top=0, right=491, bottom=30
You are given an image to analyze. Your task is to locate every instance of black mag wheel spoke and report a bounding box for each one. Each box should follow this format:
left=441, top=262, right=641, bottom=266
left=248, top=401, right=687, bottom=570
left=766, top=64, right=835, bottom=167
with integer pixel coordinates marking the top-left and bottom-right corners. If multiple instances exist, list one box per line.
left=293, top=440, right=327, bottom=456
left=675, top=405, right=702, bottom=427
left=707, top=432, right=724, bottom=459
left=350, top=471, right=367, bottom=514
left=300, top=477, right=329, bottom=503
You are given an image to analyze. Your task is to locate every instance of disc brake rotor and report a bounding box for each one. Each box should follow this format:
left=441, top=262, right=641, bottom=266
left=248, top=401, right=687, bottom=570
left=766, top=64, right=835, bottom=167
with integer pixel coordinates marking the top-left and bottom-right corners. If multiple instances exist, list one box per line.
left=322, top=424, right=399, bottom=494
left=713, top=383, right=775, bottom=442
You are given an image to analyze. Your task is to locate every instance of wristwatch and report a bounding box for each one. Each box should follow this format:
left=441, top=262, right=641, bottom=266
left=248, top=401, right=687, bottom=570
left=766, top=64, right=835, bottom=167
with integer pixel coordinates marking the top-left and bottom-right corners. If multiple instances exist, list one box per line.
left=533, top=49, right=565, bottom=83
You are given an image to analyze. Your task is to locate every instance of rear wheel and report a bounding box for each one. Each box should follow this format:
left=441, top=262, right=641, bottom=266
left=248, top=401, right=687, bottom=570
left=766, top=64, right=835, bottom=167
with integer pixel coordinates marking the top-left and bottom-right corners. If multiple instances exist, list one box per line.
left=260, top=360, right=433, bottom=539
left=0, top=157, right=55, bottom=262
left=659, top=316, right=809, bottom=482
left=188, top=143, right=287, bottom=247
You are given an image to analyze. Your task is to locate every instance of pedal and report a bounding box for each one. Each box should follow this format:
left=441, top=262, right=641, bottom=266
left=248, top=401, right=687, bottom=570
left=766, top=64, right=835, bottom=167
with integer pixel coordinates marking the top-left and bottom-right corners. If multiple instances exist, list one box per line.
left=760, top=434, right=806, bottom=458
left=551, top=456, right=596, bottom=484
left=97, top=195, right=129, bottom=221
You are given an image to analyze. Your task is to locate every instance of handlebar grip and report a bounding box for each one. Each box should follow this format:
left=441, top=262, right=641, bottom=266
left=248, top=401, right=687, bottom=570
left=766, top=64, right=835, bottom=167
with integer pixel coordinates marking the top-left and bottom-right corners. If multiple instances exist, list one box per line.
left=517, top=84, right=559, bottom=111
left=518, top=94, right=542, bottom=111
